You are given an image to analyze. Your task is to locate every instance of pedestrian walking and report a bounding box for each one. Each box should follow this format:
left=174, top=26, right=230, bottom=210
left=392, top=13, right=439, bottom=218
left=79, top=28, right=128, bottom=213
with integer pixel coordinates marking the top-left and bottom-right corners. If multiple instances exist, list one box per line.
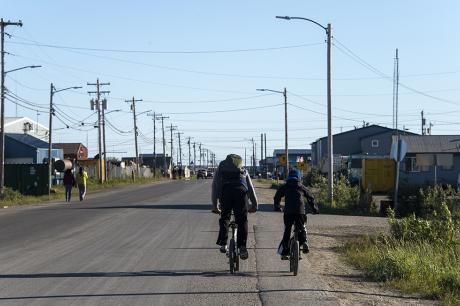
left=63, top=169, right=76, bottom=202
left=76, top=166, right=89, bottom=201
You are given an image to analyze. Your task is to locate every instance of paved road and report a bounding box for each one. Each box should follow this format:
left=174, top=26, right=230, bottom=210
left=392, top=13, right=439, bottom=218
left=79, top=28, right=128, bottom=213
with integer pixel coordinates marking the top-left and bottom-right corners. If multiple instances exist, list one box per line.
left=0, top=180, right=369, bottom=305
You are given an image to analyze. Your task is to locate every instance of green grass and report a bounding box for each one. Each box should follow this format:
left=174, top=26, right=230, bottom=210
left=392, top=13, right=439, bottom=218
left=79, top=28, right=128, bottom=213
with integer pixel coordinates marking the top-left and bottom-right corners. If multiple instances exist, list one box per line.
left=255, top=178, right=274, bottom=185
left=342, top=235, right=460, bottom=305
left=0, top=176, right=168, bottom=207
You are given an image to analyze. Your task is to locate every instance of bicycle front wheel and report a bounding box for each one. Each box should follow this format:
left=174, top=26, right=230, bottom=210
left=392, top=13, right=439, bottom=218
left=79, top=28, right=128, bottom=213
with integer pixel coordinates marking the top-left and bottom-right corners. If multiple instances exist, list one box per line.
left=291, top=240, right=299, bottom=276
left=229, top=238, right=236, bottom=274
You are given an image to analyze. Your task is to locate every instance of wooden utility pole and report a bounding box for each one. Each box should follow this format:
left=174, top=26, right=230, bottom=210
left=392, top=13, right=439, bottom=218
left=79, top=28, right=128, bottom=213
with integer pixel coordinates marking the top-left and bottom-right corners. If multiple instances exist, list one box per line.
left=326, top=23, right=333, bottom=203
left=187, top=137, right=192, bottom=167
left=283, top=87, right=289, bottom=178
left=147, top=112, right=157, bottom=176
left=125, top=97, right=142, bottom=179
left=176, top=132, right=183, bottom=166
left=156, top=115, right=169, bottom=175
left=0, top=19, right=22, bottom=196
left=88, top=79, right=110, bottom=183
left=193, top=142, right=196, bottom=171
left=168, top=124, right=177, bottom=170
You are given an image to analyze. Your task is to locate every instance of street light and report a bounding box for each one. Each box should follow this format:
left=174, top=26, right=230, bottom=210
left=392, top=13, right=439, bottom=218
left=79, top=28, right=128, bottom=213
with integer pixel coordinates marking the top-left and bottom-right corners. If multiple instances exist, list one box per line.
left=102, top=108, right=121, bottom=181
left=0, top=65, right=41, bottom=196
left=48, top=84, right=82, bottom=196
left=276, top=15, right=334, bottom=202
left=257, top=88, right=288, bottom=178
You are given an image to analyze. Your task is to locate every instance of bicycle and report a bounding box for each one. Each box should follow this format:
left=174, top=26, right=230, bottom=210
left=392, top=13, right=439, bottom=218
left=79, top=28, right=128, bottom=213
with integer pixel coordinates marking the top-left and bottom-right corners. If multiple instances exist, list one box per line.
left=227, top=213, right=239, bottom=274
left=288, top=225, right=301, bottom=276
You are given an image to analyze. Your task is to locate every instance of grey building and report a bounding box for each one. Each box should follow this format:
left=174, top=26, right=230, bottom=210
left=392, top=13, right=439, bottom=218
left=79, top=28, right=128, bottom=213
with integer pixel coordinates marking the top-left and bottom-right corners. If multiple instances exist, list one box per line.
left=396, top=135, right=460, bottom=186
left=311, top=125, right=415, bottom=172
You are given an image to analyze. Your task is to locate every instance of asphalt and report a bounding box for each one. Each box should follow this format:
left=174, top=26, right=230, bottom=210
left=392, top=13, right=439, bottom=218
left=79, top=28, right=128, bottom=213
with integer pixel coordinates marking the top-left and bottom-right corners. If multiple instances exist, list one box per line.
left=0, top=180, right=347, bottom=305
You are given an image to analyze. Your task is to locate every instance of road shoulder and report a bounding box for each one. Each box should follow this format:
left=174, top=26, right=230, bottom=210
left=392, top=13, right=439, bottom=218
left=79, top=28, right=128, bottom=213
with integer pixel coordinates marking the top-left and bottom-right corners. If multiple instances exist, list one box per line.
left=252, top=183, right=438, bottom=306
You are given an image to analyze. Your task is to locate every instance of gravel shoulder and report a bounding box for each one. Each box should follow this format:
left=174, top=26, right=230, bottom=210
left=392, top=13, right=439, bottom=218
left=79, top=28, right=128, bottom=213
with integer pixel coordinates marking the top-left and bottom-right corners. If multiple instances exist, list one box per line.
left=253, top=183, right=438, bottom=306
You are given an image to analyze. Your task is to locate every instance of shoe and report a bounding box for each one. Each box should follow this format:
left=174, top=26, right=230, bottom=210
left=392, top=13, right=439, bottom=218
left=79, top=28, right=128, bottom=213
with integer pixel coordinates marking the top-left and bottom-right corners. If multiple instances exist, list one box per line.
left=219, top=245, right=227, bottom=254
left=281, top=255, right=289, bottom=260
left=239, top=246, right=248, bottom=260
left=301, top=243, right=310, bottom=254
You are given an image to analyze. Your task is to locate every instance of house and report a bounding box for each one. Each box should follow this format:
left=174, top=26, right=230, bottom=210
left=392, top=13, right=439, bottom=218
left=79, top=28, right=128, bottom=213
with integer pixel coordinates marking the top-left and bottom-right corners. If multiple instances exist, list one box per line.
left=138, top=153, right=172, bottom=170
left=396, top=135, right=460, bottom=186
left=5, top=117, right=48, bottom=141
left=53, top=143, right=88, bottom=160
left=311, top=125, right=416, bottom=172
left=5, top=133, right=63, bottom=164
left=273, top=149, right=311, bottom=177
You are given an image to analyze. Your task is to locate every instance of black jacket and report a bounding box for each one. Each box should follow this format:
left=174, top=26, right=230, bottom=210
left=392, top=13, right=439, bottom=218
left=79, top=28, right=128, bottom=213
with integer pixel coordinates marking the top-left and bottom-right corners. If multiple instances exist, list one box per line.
left=274, top=179, right=318, bottom=214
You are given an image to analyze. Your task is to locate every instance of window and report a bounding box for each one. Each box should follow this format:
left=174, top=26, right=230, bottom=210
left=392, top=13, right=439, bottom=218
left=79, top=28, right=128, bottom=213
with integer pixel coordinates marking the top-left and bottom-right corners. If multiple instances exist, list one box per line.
left=371, top=139, right=379, bottom=148
left=404, top=156, right=420, bottom=172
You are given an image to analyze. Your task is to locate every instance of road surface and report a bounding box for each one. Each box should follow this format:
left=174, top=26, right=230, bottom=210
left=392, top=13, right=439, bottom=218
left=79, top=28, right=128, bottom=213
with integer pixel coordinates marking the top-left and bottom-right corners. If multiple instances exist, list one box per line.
left=0, top=180, right=432, bottom=305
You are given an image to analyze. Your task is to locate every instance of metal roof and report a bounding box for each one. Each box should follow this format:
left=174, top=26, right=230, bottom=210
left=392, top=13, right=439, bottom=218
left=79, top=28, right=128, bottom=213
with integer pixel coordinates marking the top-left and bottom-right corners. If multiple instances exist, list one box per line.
left=273, top=149, right=311, bottom=156
left=6, top=133, right=49, bottom=148
left=395, top=135, right=460, bottom=153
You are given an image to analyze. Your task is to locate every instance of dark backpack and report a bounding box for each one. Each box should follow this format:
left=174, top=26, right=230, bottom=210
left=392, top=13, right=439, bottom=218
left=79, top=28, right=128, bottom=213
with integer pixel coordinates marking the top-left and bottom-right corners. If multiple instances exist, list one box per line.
left=219, top=154, right=247, bottom=189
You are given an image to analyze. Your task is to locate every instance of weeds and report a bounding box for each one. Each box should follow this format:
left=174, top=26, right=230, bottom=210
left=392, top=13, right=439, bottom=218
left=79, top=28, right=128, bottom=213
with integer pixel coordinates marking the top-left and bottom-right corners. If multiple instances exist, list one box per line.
left=343, top=204, right=460, bottom=305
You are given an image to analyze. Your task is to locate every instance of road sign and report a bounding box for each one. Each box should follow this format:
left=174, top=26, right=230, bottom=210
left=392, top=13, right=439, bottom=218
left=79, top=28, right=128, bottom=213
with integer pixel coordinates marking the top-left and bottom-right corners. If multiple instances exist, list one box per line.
left=278, top=155, right=287, bottom=165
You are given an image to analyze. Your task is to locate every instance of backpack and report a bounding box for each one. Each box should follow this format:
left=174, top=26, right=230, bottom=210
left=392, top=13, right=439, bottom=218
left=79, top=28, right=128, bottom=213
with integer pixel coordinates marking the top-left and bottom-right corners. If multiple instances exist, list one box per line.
left=219, top=154, right=247, bottom=189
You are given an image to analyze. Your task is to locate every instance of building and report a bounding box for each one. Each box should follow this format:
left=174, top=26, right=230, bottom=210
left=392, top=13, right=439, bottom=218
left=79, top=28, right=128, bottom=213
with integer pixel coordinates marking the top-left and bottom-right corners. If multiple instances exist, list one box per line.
left=53, top=143, right=88, bottom=160
left=396, top=135, right=460, bottom=186
left=5, top=117, right=48, bottom=141
left=138, top=153, right=172, bottom=170
left=273, top=149, right=311, bottom=177
left=5, top=133, right=63, bottom=164
left=311, top=125, right=416, bottom=172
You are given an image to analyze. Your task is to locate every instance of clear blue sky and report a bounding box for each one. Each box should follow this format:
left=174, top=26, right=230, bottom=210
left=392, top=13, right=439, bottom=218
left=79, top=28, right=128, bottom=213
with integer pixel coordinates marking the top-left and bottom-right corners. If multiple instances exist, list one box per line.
left=2, top=1, right=460, bottom=162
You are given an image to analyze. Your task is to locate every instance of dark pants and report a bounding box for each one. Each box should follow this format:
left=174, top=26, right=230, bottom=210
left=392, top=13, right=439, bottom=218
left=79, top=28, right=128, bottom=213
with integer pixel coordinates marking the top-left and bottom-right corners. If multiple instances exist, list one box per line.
left=280, top=214, right=307, bottom=256
left=216, top=185, right=249, bottom=248
left=64, top=185, right=72, bottom=202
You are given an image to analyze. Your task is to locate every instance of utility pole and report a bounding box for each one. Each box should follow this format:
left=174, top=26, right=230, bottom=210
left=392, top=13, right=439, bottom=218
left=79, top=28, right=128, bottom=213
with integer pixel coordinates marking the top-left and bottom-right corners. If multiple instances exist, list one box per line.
left=260, top=133, right=264, bottom=174
left=187, top=137, right=192, bottom=167
left=147, top=112, right=157, bottom=176
left=125, top=97, right=142, bottom=179
left=326, top=23, right=333, bottom=204
left=88, top=79, right=110, bottom=183
left=245, top=147, right=247, bottom=168
left=251, top=138, right=256, bottom=177
left=206, top=149, right=209, bottom=168
left=264, top=133, right=267, bottom=178
left=48, top=84, right=54, bottom=196
left=421, top=110, right=426, bottom=135
left=101, top=98, right=108, bottom=180
left=0, top=19, right=22, bottom=196
left=393, top=49, right=401, bottom=213
left=168, top=124, right=177, bottom=169
left=199, top=143, right=202, bottom=167
left=156, top=115, right=169, bottom=175
left=283, top=88, right=289, bottom=179
left=193, top=142, right=196, bottom=171
left=176, top=132, right=183, bottom=166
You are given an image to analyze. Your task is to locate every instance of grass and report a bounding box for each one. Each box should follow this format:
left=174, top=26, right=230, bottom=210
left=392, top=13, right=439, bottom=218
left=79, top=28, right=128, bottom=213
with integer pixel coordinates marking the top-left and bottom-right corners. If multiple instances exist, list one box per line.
left=0, top=176, right=168, bottom=207
left=342, top=232, right=460, bottom=305
left=255, top=178, right=275, bottom=185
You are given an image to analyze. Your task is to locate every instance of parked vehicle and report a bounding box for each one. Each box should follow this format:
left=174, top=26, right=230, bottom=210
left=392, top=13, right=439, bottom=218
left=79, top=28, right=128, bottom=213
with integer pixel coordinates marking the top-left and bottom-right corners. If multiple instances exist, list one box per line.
left=197, top=169, right=207, bottom=179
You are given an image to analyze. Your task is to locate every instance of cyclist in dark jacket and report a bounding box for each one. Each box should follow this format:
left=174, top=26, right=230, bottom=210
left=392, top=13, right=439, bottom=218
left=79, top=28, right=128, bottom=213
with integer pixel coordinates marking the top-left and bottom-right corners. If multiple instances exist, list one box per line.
left=274, top=169, right=318, bottom=258
left=212, top=154, right=258, bottom=260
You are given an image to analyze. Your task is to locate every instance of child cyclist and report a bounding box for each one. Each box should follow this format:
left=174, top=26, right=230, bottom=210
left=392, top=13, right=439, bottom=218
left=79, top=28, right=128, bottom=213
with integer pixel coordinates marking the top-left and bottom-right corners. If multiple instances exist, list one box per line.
left=274, top=169, right=319, bottom=259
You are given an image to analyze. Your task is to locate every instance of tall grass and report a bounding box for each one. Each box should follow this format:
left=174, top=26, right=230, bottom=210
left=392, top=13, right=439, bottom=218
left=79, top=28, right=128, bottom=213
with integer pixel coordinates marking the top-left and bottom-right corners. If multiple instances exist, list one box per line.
left=343, top=203, right=460, bottom=305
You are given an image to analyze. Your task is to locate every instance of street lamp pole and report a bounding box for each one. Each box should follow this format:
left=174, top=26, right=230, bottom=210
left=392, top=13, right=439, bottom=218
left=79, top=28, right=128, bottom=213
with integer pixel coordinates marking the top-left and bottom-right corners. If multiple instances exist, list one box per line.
left=48, top=84, right=82, bottom=196
left=257, top=88, right=288, bottom=178
left=276, top=16, right=333, bottom=202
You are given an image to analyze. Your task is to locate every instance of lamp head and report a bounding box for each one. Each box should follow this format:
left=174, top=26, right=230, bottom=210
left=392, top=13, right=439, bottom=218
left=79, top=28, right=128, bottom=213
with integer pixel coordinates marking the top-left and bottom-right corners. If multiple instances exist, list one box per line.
left=276, top=16, right=291, bottom=20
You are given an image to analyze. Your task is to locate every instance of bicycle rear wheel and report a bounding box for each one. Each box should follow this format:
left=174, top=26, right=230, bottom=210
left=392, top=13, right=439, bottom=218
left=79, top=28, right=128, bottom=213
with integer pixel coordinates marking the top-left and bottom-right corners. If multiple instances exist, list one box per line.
left=291, top=240, right=299, bottom=276
left=229, top=238, right=236, bottom=274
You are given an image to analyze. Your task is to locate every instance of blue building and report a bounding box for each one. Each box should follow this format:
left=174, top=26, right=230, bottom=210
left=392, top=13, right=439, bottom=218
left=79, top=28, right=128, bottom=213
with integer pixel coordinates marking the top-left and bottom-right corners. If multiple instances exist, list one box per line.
left=5, top=133, right=63, bottom=164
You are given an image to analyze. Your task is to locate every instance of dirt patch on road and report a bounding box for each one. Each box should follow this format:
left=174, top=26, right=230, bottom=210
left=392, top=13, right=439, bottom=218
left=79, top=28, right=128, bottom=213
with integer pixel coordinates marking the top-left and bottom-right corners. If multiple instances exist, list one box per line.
left=254, top=183, right=437, bottom=306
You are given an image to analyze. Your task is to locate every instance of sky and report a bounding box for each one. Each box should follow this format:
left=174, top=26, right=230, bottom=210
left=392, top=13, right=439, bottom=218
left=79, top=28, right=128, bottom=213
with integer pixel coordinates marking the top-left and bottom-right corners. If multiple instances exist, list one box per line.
left=2, top=1, right=460, bottom=163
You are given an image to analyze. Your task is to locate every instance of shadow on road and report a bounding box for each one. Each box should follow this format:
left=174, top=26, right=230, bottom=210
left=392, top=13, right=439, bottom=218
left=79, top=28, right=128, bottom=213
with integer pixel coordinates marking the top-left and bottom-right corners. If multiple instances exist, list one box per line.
left=0, top=287, right=426, bottom=301
left=75, top=204, right=212, bottom=210
left=0, top=269, right=254, bottom=279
